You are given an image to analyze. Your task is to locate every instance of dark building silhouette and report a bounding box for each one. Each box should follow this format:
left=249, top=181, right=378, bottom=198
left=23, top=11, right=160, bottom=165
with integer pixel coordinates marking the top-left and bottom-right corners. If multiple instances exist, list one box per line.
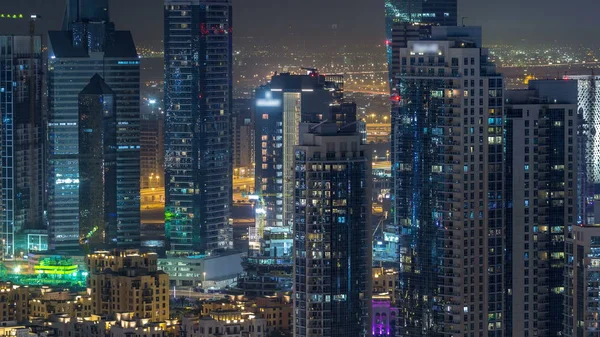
left=78, top=74, right=117, bottom=248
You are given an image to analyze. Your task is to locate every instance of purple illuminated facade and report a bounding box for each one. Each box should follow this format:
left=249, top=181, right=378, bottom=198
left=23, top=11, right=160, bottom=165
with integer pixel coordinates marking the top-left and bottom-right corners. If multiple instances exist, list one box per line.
left=372, top=295, right=397, bottom=336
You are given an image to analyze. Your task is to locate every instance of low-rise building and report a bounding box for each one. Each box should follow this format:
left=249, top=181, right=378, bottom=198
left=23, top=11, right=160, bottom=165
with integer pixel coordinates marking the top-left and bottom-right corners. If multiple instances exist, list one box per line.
left=87, top=250, right=169, bottom=321
left=372, top=267, right=397, bottom=303
left=250, top=295, right=292, bottom=335
left=0, top=322, right=37, bottom=337
left=182, top=311, right=266, bottom=337
left=201, top=300, right=238, bottom=316
left=158, top=252, right=243, bottom=288
left=109, top=313, right=178, bottom=337
left=47, top=313, right=178, bottom=337
left=0, top=284, right=29, bottom=323
left=372, top=294, right=398, bottom=337
left=29, top=291, right=92, bottom=319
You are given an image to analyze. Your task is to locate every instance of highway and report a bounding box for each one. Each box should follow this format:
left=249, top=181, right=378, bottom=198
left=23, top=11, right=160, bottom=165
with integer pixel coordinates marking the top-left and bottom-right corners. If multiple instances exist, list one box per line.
left=139, top=177, right=255, bottom=218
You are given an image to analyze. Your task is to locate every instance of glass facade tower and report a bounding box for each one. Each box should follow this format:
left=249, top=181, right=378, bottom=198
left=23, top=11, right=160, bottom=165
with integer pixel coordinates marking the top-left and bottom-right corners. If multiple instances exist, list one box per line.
left=164, top=0, right=233, bottom=254
left=48, top=2, right=140, bottom=251
left=0, top=35, right=43, bottom=258
left=254, top=72, right=343, bottom=232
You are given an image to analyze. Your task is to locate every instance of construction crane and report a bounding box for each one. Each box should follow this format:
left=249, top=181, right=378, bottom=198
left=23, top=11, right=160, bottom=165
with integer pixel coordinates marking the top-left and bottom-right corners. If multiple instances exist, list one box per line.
left=0, top=14, right=42, bottom=228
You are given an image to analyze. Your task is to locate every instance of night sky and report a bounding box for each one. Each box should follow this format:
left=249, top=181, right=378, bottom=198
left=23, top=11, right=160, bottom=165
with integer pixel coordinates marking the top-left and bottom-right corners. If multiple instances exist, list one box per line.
left=0, top=0, right=597, bottom=48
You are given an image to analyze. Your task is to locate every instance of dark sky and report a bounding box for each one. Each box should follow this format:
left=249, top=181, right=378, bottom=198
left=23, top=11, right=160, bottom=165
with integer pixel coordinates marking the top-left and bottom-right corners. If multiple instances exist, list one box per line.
left=0, top=0, right=598, bottom=48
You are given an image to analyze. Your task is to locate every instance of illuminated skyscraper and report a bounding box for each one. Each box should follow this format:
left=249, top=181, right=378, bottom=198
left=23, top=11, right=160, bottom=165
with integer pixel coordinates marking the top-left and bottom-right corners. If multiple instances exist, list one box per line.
left=562, top=75, right=600, bottom=226
left=293, top=122, right=370, bottom=337
left=385, top=0, right=458, bottom=83
left=248, top=71, right=352, bottom=297
left=48, top=0, right=140, bottom=251
left=164, top=0, right=233, bottom=254
left=385, top=0, right=457, bottom=29
left=254, top=71, right=344, bottom=231
left=0, top=35, right=43, bottom=258
left=391, top=27, right=503, bottom=336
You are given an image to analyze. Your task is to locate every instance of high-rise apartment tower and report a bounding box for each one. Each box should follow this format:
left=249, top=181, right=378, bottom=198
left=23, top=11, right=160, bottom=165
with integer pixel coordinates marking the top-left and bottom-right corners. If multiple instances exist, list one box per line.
left=293, top=122, right=370, bottom=337
left=504, top=81, right=579, bottom=337
left=391, top=27, right=504, bottom=337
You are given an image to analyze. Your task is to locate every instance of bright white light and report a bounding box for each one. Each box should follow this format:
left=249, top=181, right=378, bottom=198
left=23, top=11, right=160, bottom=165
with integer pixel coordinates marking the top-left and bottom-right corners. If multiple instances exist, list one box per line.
left=149, top=99, right=157, bottom=105
left=248, top=195, right=260, bottom=200
left=13, top=266, right=21, bottom=274
left=412, top=43, right=440, bottom=54
left=255, top=208, right=266, bottom=214
left=256, top=99, right=281, bottom=107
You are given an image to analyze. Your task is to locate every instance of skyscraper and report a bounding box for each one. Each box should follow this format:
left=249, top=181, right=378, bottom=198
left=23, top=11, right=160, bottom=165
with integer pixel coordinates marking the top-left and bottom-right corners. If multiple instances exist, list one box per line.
left=254, top=71, right=344, bottom=232
left=293, top=122, right=370, bottom=337
left=0, top=35, right=43, bottom=258
left=62, top=0, right=110, bottom=31
left=247, top=71, right=349, bottom=297
left=562, top=75, right=600, bottom=226
left=564, top=225, right=600, bottom=337
left=47, top=0, right=140, bottom=251
left=504, top=81, right=578, bottom=337
left=391, top=27, right=504, bottom=336
left=164, top=0, right=233, bottom=254
left=385, top=0, right=457, bottom=29
left=78, top=74, right=117, bottom=247
left=385, top=0, right=458, bottom=83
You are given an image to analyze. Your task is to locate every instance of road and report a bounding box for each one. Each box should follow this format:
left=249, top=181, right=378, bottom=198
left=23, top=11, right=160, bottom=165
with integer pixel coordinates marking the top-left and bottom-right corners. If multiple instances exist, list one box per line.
left=233, top=177, right=254, bottom=190
left=139, top=178, right=255, bottom=211
left=233, top=177, right=254, bottom=202
left=372, top=161, right=391, bottom=171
